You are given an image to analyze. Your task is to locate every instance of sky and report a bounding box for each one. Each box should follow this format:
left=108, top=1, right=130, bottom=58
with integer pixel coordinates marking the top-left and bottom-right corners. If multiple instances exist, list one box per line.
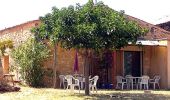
left=0, top=0, right=170, bottom=30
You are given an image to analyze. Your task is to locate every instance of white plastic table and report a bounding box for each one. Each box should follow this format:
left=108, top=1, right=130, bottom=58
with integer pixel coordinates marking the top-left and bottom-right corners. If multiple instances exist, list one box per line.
left=76, top=76, right=85, bottom=89
left=126, top=76, right=142, bottom=90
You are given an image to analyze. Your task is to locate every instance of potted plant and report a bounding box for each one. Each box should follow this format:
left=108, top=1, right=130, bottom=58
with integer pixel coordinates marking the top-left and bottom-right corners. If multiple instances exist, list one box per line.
left=0, top=40, right=13, bottom=74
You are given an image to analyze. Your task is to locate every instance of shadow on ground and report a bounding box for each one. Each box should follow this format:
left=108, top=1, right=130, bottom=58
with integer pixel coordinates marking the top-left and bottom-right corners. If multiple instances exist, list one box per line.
left=71, top=92, right=170, bottom=100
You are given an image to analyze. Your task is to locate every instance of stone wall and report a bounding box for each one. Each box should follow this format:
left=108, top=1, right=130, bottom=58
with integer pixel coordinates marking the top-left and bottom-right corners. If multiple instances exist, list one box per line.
left=0, top=20, right=40, bottom=47
left=150, top=46, right=167, bottom=88
left=43, top=46, right=84, bottom=87
left=0, top=20, right=40, bottom=75
left=0, top=20, right=40, bottom=77
left=0, top=20, right=85, bottom=87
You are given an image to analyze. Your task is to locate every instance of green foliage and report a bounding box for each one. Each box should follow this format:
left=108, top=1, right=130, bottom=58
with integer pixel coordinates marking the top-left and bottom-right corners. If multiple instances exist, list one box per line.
left=33, top=0, right=146, bottom=51
left=11, top=38, right=50, bottom=87
left=0, top=39, right=13, bottom=56
left=57, top=1, right=147, bottom=50
left=31, top=0, right=147, bottom=94
left=31, top=8, right=60, bottom=45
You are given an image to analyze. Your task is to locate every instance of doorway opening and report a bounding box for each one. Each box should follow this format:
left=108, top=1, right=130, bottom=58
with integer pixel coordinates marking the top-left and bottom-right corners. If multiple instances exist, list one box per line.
left=124, top=51, right=142, bottom=77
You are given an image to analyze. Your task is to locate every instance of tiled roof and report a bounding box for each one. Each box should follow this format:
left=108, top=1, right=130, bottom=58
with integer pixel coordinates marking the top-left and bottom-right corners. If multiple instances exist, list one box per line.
left=0, top=15, right=170, bottom=40
left=0, top=20, right=40, bottom=34
left=126, top=15, right=170, bottom=40
left=156, top=21, right=170, bottom=32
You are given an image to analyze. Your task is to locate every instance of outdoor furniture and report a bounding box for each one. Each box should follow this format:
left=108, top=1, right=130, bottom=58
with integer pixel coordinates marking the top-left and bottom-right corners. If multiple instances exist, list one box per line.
left=65, top=75, right=80, bottom=93
left=89, top=75, right=92, bottom=79
left=65, top=75, right=72, bottom=90
left=125, top=75, right=137, bottom=89
left=73, top=74, right=79, bottom=77
left=126, top=76, right=142, bottom=90
left=77, top=76, right=85, bottom=89
left=89, top=75, right=99, bottom=93
left=74, top=74, right=92, bottom=90
left=149, top=75, right=160, bottom=89
left=59, top=75, right=67, bottom=89
left=125, top=75, right=132, bottom=89
left=116, top=76, right=127, bottom=90
left=138, top=75, right=150, bottom=90
left=3, top=74, right=15, bottom=87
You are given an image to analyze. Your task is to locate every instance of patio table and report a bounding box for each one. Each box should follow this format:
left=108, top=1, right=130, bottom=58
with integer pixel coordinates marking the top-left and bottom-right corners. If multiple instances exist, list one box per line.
left=126, top=76, right=142, bottom=90
left=3, top=74, right=15, bottom=86
left=75, top=76, right=85, bottom=89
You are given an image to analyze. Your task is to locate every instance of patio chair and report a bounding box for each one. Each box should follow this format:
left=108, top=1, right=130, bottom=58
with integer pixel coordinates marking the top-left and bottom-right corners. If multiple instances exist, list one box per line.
left=116, top=76, right=127, bottom=90
left=59, top=75, right=67, bottom=89
left=65, top=75, right=80, bottom=93
left=149, top=75, right=160, bottom=89
left=138, top=75, right=150, bottom=90
left=89, top=75, right=99, bottom=93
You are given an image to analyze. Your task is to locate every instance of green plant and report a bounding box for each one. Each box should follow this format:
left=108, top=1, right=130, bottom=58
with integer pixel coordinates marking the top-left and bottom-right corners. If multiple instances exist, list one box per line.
left=0, top=39, right=13, bottom=56
left=11, top=38, right=50, bottom=87
left=32, top=0, right=147, bottom=95
left=44, top=68, right=55, bottom=77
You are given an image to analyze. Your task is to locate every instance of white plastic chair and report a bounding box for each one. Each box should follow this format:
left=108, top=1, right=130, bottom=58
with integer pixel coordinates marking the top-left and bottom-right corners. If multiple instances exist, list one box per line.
left=65, top=75, right=80, bottom=93
left=149, top=75, right=160, bottom=89
left=138, top=75, right=150, bottom=90
left=116, top=76, right=127, bottom=90
left=59, top=75, right=67, bottom=89
left=65, top=75, right=72, bottom=89
left=89, top=75, right=99, bottom=93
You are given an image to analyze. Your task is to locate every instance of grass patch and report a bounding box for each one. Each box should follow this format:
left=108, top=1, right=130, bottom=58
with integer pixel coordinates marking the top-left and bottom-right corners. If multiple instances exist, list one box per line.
left=1, top=87, right=170, bottom=100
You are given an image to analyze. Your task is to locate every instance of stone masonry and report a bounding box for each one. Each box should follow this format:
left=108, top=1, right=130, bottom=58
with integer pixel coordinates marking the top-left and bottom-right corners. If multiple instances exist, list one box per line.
left=0, top=20, right=84, bottom=87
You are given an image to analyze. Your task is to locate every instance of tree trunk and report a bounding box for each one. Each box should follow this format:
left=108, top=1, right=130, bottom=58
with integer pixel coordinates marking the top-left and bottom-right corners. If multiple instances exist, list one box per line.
left=84, top=49, right=90, bottom=95
left=53, top=44, right=57, bottom=88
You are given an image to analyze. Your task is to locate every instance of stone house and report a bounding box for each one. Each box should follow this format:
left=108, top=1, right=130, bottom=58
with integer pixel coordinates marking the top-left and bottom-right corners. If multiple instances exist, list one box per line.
left=0, top=20, right=85, bottom=87
left=1, top=15, right=170, bottom=89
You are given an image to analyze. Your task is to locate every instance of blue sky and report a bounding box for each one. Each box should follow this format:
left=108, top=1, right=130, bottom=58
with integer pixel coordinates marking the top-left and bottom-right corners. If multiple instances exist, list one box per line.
left=0, top=0, right=170, bottom=30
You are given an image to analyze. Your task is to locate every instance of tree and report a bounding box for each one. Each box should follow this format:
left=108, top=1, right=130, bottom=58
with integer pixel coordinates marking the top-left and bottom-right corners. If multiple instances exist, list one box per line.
left=32, top=10, right=59, bottom=88
left=32, top=0, right=146, bottom=95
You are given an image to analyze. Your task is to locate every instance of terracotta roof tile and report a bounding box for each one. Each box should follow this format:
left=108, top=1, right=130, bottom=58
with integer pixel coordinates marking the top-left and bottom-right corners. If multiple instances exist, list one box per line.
left=126, top=15, right=170, bottom=40
left=0, top=15, right=170, bottom=40
left=0, top=20, right=40, bottom=34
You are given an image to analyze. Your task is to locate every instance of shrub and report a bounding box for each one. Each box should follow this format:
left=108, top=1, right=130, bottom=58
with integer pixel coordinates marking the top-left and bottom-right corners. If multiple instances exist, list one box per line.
left=0, top=39, right=13, bottom=56
left=11, top=38, right=50, bottom=87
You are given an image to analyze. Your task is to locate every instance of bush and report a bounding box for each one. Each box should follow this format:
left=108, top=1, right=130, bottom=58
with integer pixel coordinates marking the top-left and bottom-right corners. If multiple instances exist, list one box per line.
left=11, top=38, right=50, bottom=87
left=0, top=39, right=13, bottom=56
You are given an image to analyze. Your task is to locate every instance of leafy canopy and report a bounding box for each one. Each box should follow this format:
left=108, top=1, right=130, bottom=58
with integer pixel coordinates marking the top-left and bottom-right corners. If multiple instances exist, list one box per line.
left=33, top=0, right=146, bottom=50
left=31, top=0, right=147, bottom=94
